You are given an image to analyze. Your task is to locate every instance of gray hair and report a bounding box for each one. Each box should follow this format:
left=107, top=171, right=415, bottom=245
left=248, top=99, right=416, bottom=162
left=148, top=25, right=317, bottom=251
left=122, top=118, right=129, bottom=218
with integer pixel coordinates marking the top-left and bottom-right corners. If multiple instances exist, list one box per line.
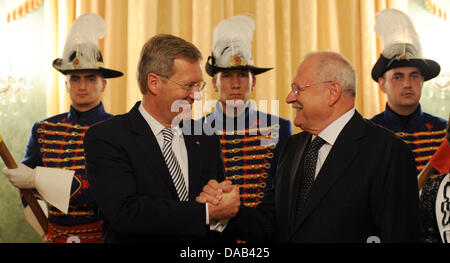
left=304, top=51, right=357, bottom=96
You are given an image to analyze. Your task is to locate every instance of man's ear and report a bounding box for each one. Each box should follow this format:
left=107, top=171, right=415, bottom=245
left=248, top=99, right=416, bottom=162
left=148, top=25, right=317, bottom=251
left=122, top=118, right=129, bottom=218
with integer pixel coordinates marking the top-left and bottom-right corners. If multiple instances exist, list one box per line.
left=378, top=77, right=386, bottom=93
left=328, top=82, right=342, bottom=106
left=101, top=78, right=107, bottom=92
left=147, top=73, right=161, bottom=95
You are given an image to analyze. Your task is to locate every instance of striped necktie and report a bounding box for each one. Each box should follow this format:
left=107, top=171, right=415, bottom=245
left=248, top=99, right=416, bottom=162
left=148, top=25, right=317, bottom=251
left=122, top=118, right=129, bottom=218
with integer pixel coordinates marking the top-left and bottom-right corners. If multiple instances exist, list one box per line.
left=162, top=128, right=188, bottom=201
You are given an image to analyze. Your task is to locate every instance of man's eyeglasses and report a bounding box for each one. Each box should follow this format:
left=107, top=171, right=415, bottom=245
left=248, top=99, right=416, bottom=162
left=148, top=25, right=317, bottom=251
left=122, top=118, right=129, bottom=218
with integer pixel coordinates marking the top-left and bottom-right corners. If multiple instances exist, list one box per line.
left=157, top=74, right=206, bottom=92
left=291, top=80, right=333, bottom=95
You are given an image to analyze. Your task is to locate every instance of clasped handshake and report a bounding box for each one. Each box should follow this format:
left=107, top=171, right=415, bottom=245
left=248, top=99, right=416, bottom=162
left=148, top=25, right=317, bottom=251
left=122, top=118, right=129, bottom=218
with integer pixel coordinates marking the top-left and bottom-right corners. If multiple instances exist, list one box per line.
left=196, top=179, right=241, bottom=221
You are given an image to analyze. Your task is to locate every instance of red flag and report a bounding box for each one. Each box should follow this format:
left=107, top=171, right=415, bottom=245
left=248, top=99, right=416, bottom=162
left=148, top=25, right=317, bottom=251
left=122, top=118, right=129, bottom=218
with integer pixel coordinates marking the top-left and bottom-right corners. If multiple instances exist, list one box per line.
left=430, top=139, right=450, bottom=174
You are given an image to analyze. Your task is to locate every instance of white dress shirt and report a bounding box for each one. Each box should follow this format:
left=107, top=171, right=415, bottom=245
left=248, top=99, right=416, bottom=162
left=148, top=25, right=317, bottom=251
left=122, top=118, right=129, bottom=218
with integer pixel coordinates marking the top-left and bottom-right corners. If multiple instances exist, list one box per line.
left=138, top=103, right=217, bottom=226
left=312, top=108, right=355, bottom=179
left=138, top=103, right=189, bottom=192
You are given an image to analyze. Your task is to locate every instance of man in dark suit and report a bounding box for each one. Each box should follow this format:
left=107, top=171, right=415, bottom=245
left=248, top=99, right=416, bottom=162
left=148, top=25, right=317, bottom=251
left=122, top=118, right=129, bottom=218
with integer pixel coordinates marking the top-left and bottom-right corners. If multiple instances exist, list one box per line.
left=199, top=51, right=420, bottom=243
left=84, top=34, right=240, bottom=243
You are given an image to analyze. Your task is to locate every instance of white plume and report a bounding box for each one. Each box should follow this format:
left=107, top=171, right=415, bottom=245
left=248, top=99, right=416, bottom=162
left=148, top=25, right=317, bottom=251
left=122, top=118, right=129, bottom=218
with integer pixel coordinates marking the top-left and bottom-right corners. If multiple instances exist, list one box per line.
left=212, top=15, right=255, bottom=67
left=375, top=9, right=422, bottom=59
left=62, top=13, right=105, bottom=67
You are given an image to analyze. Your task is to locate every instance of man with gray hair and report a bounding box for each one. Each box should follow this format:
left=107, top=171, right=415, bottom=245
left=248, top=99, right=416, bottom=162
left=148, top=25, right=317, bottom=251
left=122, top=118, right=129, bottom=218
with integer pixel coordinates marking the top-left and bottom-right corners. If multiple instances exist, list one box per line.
left=199, top=50, right=420, bottom=243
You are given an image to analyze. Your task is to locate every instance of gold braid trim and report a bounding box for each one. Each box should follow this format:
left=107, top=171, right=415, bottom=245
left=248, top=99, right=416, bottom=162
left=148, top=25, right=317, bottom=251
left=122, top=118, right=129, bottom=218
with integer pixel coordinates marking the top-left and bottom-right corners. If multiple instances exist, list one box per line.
left=225, top=163, right=271, bottom=172
left=49, top=210, right=94, bottom=217
left=226, top=172, right=269, bottom=180
left=42, top=156, right=85, bottom=163
left=412, top=146, right=440, bottom=153
left=223, top=152, right=274, bottom=162
left=37, top=128, right=84, bottom=137
left=221, top=133, right=278, bottom=144
left=396, top=129, right=446, bottom=137
left=38, top=138, right=83, bottom=145
left=41, top=148, right=84, bottom=154
left=222, top=144, right=276, bottom=154
left=415, top=155, right=432, bottom=162
left=240, top=192, right=264, bottom=199
left=237, top=182, right=267, bottom=189
left=401, top=138, right=444, bottom=145
left=61, top=165, right=85, bottom=170
left=243, top=201, right=262, bottom=207
left=217, top=124, right=281, bottom=136
left=39, top=121, right=89, bottom=130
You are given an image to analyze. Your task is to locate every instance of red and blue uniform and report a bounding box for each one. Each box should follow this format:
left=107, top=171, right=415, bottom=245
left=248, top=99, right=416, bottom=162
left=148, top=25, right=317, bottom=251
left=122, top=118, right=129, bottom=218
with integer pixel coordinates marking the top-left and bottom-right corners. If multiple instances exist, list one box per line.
left=22, top=103, right=111, bottom=243
left=371, top=104, right=448, bottom=243
left=202, top=103, right=292, bottom=207
left=370, top=104, right=447, bottom=173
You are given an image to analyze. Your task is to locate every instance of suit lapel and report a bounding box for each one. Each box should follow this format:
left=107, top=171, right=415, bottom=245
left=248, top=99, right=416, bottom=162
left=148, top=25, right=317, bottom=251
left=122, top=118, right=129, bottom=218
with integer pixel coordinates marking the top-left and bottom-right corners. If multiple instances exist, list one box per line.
left=287, top=133, right=310, bottom=226
left=291, top=112, right=365, bottom=235
left=129, top=103, right=180, bottom=200
left=183, top=132, right=202, bottom=201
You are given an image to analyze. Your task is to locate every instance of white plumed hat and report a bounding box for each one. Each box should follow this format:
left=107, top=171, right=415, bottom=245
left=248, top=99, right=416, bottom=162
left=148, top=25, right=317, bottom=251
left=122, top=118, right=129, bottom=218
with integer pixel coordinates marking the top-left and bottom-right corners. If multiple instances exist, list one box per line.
left=205, top=15, right=272, bottom=77
left=371, top=9, right=439, bottom=81
left=52, top=13, right=122, bottom=78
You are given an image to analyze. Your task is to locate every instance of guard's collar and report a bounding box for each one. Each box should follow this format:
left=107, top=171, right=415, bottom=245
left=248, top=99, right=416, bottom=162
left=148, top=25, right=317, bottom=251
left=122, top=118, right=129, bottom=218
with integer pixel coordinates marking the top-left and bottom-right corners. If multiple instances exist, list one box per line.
left=212, top=101, right=255, bottom=123
left=384, top=103, right=423, bottom=131
left=67, top=102, right=106, bottom=123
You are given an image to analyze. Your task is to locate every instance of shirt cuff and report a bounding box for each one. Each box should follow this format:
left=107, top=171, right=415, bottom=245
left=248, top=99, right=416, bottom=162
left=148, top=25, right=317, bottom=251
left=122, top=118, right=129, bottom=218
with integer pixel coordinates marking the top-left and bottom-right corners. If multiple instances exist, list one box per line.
left=210, top=218, right=229, bottom=232
left=205, top=203, right=229, bottom=232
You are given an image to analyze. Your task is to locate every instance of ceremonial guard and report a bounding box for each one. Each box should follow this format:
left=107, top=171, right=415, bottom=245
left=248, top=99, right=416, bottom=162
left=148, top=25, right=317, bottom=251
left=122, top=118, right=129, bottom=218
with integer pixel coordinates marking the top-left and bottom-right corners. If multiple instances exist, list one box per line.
left=2, top=13, right=123, bottom=243
left=370, top=9, right=447, bottom=173
left=369, top=9, right=448, bottom=243
left=202, top=15, right=292, bottom=208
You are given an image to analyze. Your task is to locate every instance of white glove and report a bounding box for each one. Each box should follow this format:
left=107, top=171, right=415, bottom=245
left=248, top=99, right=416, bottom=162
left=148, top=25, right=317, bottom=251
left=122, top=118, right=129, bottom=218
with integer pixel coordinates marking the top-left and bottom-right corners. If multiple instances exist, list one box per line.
left=2, top=163, right=36, bottom=189
left=3, top=163, right=74, bottom=213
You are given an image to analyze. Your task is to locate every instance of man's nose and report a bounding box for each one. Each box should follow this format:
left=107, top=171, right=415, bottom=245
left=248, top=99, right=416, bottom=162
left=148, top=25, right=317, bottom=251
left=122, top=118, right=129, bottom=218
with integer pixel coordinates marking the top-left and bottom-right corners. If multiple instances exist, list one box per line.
left=78, top=79, right=87, bottom=89
left=286, top=89, right=295, bottom=104
left=231, top=75, right=240, bottom=88
left=403, top=77, right=412, bottom=87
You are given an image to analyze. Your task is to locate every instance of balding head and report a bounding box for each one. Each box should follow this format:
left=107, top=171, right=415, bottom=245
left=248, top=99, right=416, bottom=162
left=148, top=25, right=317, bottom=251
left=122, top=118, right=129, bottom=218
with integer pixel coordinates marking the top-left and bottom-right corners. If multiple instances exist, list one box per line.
left=286, top=51, right=356, bottom=134
left=303, top=51, right=357, bottom=98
